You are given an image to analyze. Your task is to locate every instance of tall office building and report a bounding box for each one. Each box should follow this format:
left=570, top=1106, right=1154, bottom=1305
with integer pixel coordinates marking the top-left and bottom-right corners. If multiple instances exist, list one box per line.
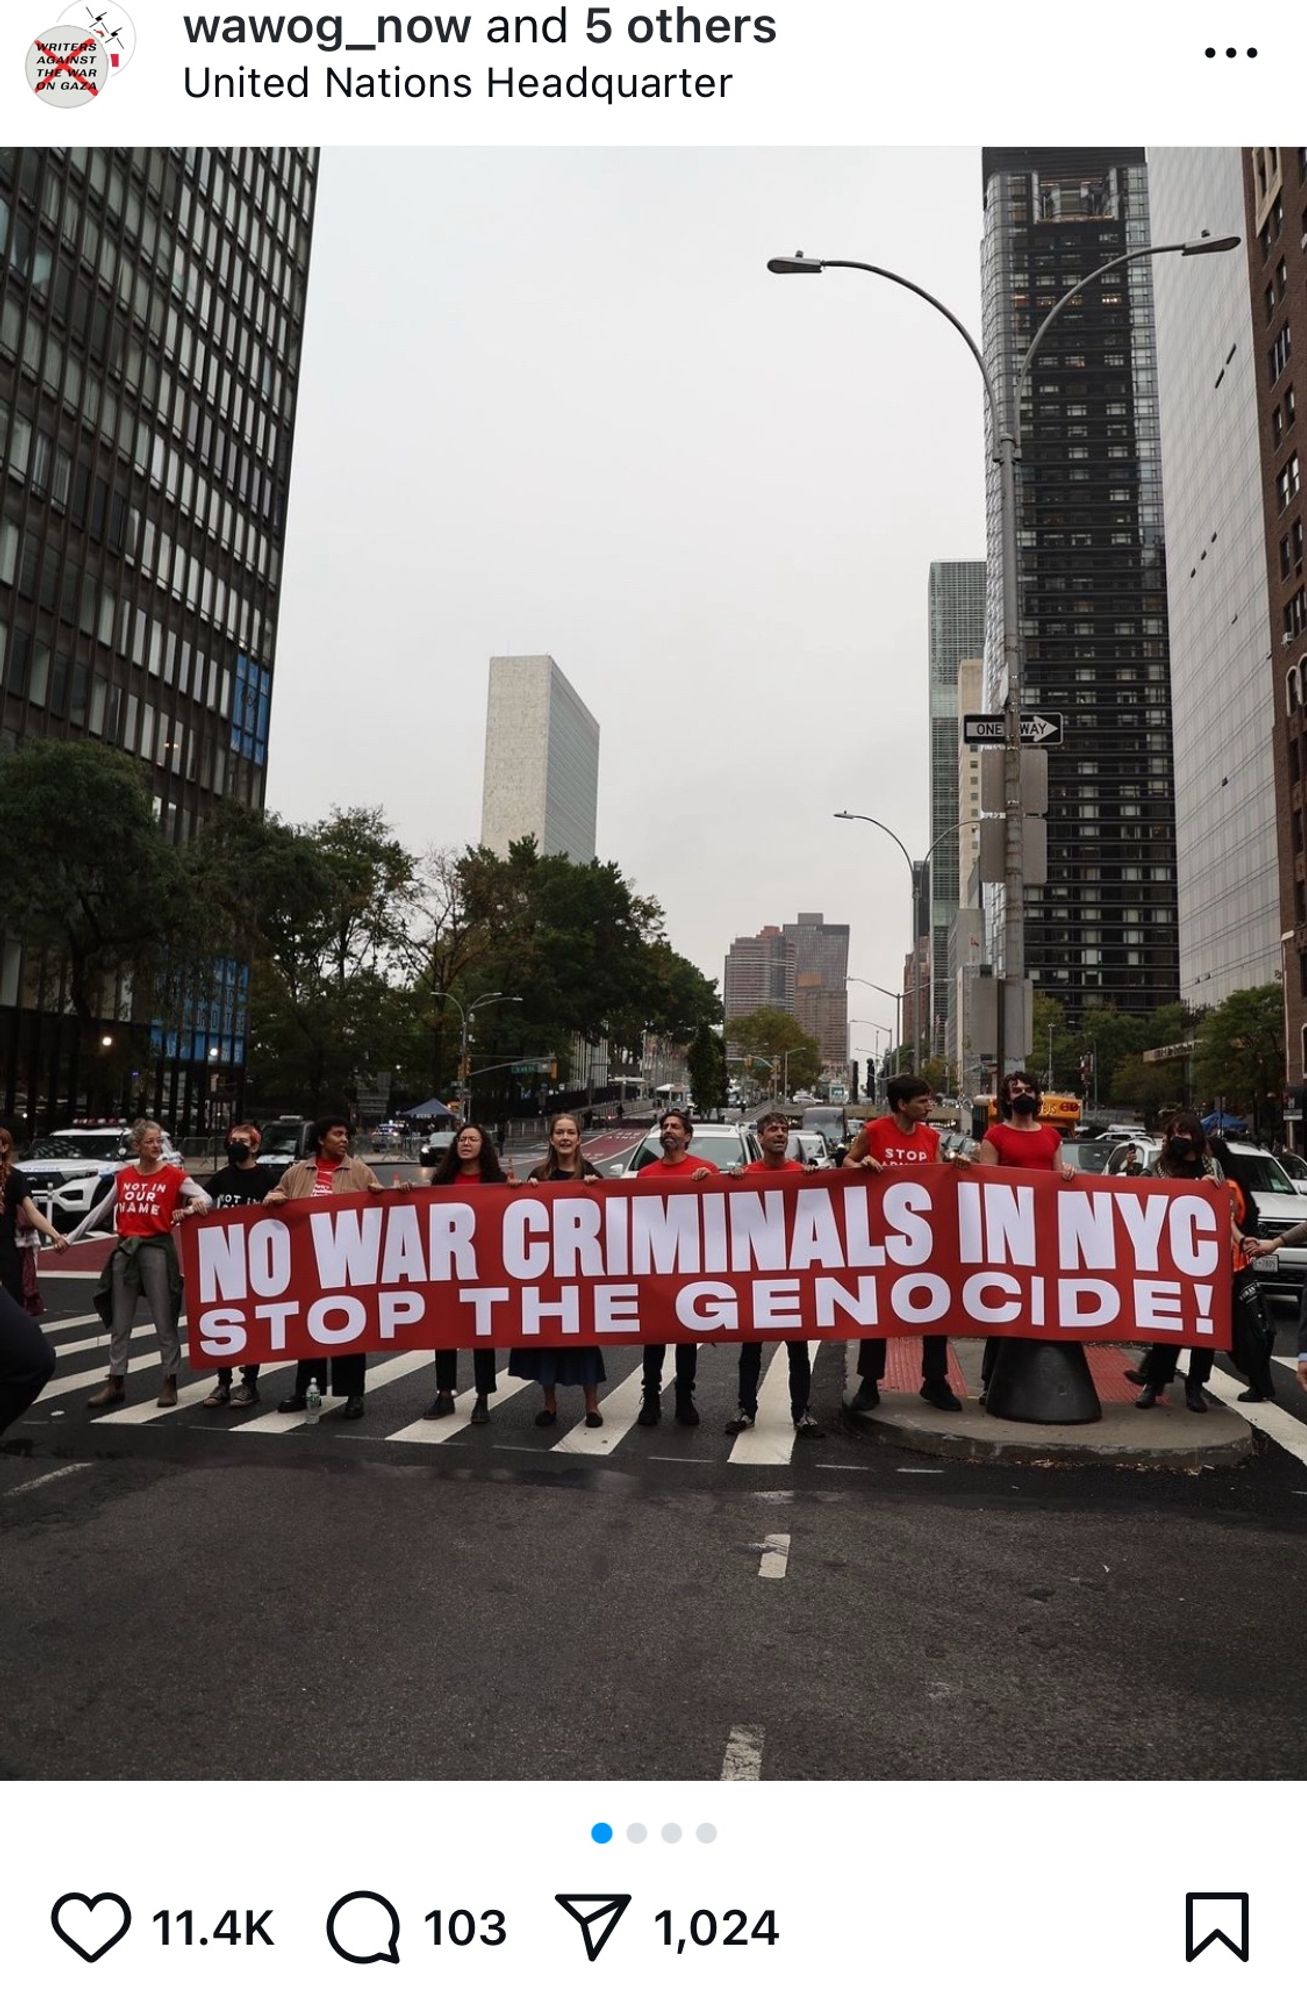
left=927, top=560, right=986, bottom=1055
left=0, top=145, right=318, bottom=1129
left=981, top=149, right=1180, bottom=1027
left=1150, top=149, right=1280, bottom=1014
left=1244, top=147, right=1307, bottom=1121
left=783, top=911, right=850, bottom=1072
left=955, top=657, right=985, bottom=919
left=480, top=654, right=599, bottom=865
left=723, top=925, right=796, bottom=1036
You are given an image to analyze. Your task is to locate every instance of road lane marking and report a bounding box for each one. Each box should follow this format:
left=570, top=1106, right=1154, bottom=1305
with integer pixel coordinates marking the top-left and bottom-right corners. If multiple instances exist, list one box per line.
left=92, top=1360, right=294, bottom=1425
left=553, top=1362, right=650, bottom=1456
left=757, top=1532, right=790, bottom=1580
left=236, top=1350, right=431, bottom=1433
left=385, top=1373, right=532, bottom=1443
left=727, top=1345, right=817, bottom=1466
left=4, top=1461, right=92, bottom=1498
left=35, top=1342, right=163, bottom=1403
left=1204, top=1369, right=1307, bottom=1467
left=721, top=1724, right=764, bottom=1780
left=39, top=1312, right=102, bottom=1335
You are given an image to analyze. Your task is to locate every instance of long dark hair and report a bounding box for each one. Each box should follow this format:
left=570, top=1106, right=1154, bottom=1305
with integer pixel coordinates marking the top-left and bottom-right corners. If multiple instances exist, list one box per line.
left=430, top=1124, right=507, bottom=1185
left=532, top=1111, right=597, bottom=1182
left=1156, top=1111, right=1210, bottom=1180
left=1208, top=1135, right=1261, bottom=1230
left=0, top=1127, right=13, bottom=1202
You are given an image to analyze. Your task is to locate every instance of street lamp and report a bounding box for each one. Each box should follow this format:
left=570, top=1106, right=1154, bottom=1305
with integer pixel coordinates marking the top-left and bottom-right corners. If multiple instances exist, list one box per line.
left=849, top=976, right=903, bottom=1073
left=776, top=233, right=1240, bottom=1083
left=434, top=991, right=522, bottom=1124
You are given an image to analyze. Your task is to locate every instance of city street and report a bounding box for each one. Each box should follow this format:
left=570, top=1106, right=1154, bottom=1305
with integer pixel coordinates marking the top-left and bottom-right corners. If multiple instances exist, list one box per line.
left=4, top=1234, right=1306, bottom=1784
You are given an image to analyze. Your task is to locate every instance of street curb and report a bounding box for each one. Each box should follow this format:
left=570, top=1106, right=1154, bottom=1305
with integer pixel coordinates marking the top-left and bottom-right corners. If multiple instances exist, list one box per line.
left=840, top=1394, right=1255, bottom=1472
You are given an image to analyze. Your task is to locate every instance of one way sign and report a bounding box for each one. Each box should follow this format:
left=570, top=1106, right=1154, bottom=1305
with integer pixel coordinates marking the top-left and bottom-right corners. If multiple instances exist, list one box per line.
left=962, top=711, right=1065, bottom=747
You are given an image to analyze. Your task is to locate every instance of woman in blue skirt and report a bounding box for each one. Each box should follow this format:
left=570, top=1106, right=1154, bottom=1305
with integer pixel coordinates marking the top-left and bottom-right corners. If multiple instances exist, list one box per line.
left=509, top=1112, right=606, bottom=1429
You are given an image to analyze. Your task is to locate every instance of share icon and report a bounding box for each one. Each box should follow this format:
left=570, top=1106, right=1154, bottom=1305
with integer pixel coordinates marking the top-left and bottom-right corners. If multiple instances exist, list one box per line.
left=555, top=1894, right=632, bottom=1962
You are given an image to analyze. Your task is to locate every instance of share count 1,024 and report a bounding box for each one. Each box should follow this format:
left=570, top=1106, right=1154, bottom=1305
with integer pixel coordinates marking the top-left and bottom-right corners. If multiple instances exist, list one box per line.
left=655, top=1910, right=780, bottom=1951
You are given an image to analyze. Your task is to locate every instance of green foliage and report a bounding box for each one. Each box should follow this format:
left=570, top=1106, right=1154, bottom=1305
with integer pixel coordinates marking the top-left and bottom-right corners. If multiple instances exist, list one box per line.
left=727, top=1007, right=821, bottom=1094
left=1193, top=984, right=1285, bottom=1128
left=686, top=1023, right=729, bottom=1112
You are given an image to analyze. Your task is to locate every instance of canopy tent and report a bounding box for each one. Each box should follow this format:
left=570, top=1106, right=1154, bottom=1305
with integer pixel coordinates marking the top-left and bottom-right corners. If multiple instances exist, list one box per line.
left=1200, top=1111, right=1248, bottom=1136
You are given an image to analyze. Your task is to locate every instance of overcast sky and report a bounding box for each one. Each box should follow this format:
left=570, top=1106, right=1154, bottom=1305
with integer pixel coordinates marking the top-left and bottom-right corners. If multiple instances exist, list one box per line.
left=267, top=148, right=987, bottom=1049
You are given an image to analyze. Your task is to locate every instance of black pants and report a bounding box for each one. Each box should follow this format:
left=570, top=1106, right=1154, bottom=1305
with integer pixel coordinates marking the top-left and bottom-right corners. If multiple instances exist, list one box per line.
left=738, top=1341, right=811, bottom=1419
left=858, top=1335, right=950, bottom=1386
left=642, top=1343, right=697, bottom=1393
left=216, top=1363, right=261, bottom=1387
left=1141, top=1344, right=1213, bottom=1389
left=0, top=1286, right=56, bottom=1438
left=292, top=1353, right=366, bottom=1398
left=435, top=1347, right=497, bottom=1395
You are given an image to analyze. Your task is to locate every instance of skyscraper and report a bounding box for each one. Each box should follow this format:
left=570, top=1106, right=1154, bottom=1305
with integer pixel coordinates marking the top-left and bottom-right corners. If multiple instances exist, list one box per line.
left=0, top=145, right=318, bottom=1129
left=783, top=911, right=850, bottom=1072
left=480, top=654, right=600, bottom=865
left=1243, top=147, right=1307, bottom=1125
left=927, top=560, right=986, bottom=1055
left=1150, top=149, right=1279, bottom=1012
left=723, top=926, right=795, bottom=1034
left=981, top=149, right=1180, bottom=1025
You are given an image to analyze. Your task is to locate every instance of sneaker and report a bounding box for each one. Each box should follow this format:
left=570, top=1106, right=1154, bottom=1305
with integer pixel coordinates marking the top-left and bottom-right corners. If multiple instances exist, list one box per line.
left=724, top=1409, right=756, bottom=1435
left=1123, top=1366, right=1148, bottom=1387
left=920, top=1380, right=963, bottom=1413
left=849, top=1381, right=880, bottom=1412
left=431, top=1390, right=455, bottom=1417
left=637, top=1390, right=662, bottom=1428
left=793, top=1412, right=825, bottom=1439
left=277, top=1394, right=308, bottom=1414
left=231, top=1382, right=259, bottom=1408
left=584, top=1411, right=602, bottom=1429
left=337, top=1394, right=365, bottom=1420
left=201, top=1384, right=230, bottom=1409
left=674, top=1392, right=700, bottom=1428
left=470, top=1395, right=490, bottom=1425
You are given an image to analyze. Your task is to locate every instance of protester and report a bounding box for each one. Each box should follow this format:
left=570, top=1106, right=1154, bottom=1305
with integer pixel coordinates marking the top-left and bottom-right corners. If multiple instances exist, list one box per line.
left=425, top=1124, right=506, bottom=1424
left=724, top=1111, right=824, bottom=1438
left=67, top=1120, right=211, bottom=1409
left=509, top=1113, right=606, bottom=1429
left=1207, top=1134, right=1282, bottom=1404
left=1244, top=1201, right=1307, bottom=1399
left=0, top=1284, right=55, bottom=1441
left=0, top=1125, right=68, bottom=1310
left=636, top=1108, right=716, bottom=1427
left=1133, top=1114, right=1239, bottom=1412
left=267, top=1116, right=383, bottom=1421
left=200, top=1121, right=277, bottom=1409
left=976, top=1071, right=1076, bottom=1400
left=847, top=1075, right=965, bottom=1414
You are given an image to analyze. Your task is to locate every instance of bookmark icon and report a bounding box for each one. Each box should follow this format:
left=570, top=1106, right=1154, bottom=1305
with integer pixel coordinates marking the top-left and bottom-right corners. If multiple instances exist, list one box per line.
left=1185, top=1892, right=1249, bottom=1962
left=555, top=1894, right=632, bottom=1962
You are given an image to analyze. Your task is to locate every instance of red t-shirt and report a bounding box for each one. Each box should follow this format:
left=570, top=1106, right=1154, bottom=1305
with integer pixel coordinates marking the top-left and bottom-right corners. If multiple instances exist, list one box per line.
left=637, top=1155, right=719, bottom=1178
left=860, top=1116, right=940, bottom=1168
left=311, top=1157, right=338, bottom=1197
left=743, top=1158, right=803, bottom=1175
left=985, top=1123, right=1061, bottom=1172
left=114, top=1163, right=189, bottom=1237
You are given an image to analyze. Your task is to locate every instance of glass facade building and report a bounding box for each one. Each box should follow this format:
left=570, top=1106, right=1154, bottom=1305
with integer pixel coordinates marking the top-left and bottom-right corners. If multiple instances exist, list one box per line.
left=1149, top=149, right=1279, bottom=1012
left=927, top=559, right=986, bottom=1056
left=981, top=148, right=1180, bottom=1025
left=480, top=654, right=600, bottom=866
left=0, top=145, right=318, bottom=1131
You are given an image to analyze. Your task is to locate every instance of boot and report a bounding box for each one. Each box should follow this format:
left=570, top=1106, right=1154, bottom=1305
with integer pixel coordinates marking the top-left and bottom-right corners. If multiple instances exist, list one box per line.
left=156, top=1375, right=178, bottom=1408
left=87, top=1375, right=126, bottom=1410
left=1184, top=1378, right=1208, bottom=1414
left=1134, top=1383, right=1161, bottom=1410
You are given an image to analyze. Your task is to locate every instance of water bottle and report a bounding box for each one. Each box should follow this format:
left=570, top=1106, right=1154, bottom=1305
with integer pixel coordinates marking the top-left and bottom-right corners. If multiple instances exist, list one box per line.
left=305, top=1377, right=322, bottom=1425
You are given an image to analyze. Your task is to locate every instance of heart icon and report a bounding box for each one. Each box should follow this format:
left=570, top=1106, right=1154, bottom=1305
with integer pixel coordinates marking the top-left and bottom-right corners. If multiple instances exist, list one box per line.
left=51, top=1892, right=132, bottom=1962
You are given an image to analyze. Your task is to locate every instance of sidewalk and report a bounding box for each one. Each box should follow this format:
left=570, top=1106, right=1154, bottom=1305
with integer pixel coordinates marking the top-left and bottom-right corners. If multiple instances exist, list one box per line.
left=843, top=1338, right=1253, bottom=1470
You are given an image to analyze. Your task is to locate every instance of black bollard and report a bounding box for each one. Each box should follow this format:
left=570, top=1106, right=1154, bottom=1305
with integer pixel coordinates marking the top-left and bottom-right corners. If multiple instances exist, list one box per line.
left=985, top=1337, right=1102, bottom=1425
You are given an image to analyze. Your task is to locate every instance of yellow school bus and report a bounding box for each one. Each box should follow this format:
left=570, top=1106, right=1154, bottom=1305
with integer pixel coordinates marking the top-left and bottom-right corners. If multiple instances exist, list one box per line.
left=971, top=1092, right=1082, bottom=1137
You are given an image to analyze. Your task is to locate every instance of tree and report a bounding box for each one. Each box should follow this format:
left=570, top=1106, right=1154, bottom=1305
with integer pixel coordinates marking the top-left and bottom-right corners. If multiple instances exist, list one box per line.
left=1193, top=984, right=1286, bottom=1131
left=726, top=1007, right=821, bottom=1094
left=0, top=740, right=189, bottom=1034
left=686, top=1023, right=729, bottom=1113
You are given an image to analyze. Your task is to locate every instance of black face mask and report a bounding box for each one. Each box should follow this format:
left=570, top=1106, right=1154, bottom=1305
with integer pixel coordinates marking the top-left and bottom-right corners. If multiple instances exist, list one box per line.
left=1010, top=1093, right=1039, bottom=1117
left=227, top=1141, right=252, bottom=1165
left=1173, top=1142, right=1199, bottom=1160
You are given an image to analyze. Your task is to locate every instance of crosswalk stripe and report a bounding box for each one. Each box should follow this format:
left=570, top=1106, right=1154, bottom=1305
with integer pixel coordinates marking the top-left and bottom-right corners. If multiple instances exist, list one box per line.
left=1204, top=1368, right=1307, bottom=1468
left=92, top=1359, right=295, bottom=1426
left=386, top=1372, right=533, bottom=1443
left=35, top=1342, right=164, bottom=1404
left=553, top=1360, right=649, bottom=1455
left=235, top=1350, right=431, bottom=1434
left=727, top=1344, right=816, bottom=1466
left=40, top=1312, right=103, bottom=1335
left=48, top=1317, right=191, bottom=1362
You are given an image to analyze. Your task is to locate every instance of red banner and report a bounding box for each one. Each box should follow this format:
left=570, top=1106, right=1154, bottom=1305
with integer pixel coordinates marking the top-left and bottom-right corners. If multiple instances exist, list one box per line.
left=179, top=1167, right=1232, bottom=1369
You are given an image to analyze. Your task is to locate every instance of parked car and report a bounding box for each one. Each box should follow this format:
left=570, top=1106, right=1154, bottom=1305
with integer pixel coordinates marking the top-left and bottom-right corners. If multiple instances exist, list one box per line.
left=20, top=1124, right=182, bottom=1231
left=1276, top=1150, right=1307, bottom=1197
left=621, top=1122, right=763, bottom=1176
left=257, top=1118, right=319, bottom=1176
left=1106, top=1138, right=1307, bottom=1297
left=786, top=1129, right=831, bottom=1166
left=417, top=1133, right=457, bottom=1184
left=1061, top=1135, right=1120, bottom=1175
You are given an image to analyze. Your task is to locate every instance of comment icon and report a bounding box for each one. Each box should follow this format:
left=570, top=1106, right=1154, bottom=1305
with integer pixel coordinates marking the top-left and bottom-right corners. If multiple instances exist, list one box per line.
left=325, top=1891, right=401, bottom=1965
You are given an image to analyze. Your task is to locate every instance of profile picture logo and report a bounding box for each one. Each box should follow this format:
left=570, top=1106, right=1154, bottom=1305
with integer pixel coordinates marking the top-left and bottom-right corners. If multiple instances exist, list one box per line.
left=27, top=2, right=135, bottom=107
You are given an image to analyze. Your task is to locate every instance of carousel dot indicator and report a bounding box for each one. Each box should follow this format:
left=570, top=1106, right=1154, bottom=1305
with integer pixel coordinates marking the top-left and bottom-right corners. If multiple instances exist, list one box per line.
left=627, top=1824, right=648, bottom=1843
left=590, top=1822, right=614, bottom=1844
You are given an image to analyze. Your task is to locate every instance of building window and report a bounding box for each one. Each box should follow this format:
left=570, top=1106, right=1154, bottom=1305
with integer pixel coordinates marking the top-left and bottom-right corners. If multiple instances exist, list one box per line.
left=1279, top=454, right=1302, bottom=512
left=1272, top=325, right=1293, bottom=383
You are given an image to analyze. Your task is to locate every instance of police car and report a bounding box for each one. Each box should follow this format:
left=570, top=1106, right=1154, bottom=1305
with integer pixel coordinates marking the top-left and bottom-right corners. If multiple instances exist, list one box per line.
left=19, top=1122, right=183, bottom=1231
